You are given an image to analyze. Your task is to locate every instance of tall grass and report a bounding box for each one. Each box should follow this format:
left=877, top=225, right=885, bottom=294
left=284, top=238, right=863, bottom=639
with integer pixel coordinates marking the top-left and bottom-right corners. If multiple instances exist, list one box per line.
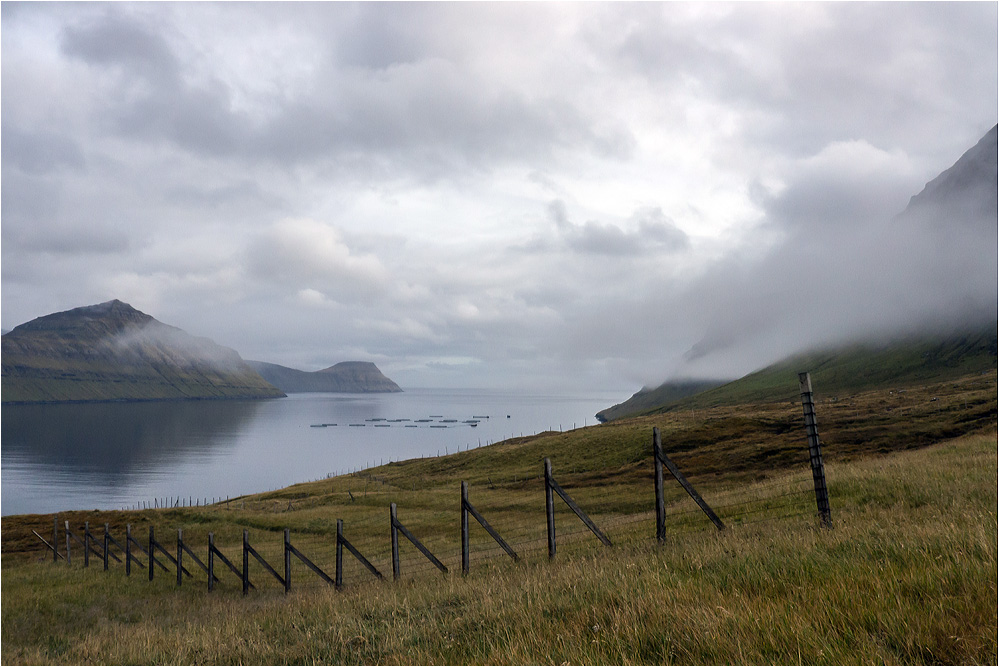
left=2, top=431, right=995, bottom=664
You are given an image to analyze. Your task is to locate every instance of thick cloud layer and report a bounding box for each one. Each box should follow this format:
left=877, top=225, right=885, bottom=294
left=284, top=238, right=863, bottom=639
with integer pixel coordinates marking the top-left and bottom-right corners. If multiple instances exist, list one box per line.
left=2, top=2, right=996, bottom=393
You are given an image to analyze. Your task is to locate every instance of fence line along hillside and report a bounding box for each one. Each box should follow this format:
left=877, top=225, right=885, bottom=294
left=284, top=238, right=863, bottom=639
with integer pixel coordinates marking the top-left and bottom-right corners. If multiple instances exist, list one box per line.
left=37, top=440, right=821, bottom=596
left=19, top=369, right=996, bottom=599
left=26, top=372, right=842, bottom=597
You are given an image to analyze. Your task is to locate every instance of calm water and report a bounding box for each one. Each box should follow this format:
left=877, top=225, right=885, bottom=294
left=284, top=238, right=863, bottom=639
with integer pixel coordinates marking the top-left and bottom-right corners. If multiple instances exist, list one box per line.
left=1, top=388, right=623, bottom=516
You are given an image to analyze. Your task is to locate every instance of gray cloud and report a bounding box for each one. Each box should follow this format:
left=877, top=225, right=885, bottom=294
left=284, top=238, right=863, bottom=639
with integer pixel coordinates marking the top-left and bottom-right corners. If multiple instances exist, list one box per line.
left=2, top=2, right=995, bottom=394
left=545, top=200, right=690, bottom=256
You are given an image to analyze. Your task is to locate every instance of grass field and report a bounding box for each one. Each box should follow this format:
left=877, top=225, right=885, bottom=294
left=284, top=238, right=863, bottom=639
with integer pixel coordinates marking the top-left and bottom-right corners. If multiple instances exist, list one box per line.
left=1, top=371, right=996, bottom=664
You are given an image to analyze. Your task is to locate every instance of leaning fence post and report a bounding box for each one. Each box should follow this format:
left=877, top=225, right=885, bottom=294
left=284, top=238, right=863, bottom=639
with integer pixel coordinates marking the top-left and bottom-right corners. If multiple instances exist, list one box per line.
left=653, top=428, right=666, bottom=542
left=461, top=482, right=470, bottom=575
left=390, top=503, right=400, bottom=581
left=335, top=520, right=344, bottom=589
left=284, top=528, right=292, bottom=594
left=799, top=372, right=832, bottom=527
left=208, top=533, right=215, bottom=592
left=544, top=458, right=556, bottom=560
left=242, top=530, right=250, bottom=596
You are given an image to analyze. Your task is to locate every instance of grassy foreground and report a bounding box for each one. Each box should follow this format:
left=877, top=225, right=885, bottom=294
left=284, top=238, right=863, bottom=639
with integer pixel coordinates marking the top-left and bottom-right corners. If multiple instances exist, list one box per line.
left=2, top=426, right=996, bottom=664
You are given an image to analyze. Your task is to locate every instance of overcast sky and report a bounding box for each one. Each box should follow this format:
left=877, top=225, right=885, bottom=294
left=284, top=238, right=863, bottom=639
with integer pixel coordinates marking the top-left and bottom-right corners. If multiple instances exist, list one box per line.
left=2, top=2, right=997, bottom=393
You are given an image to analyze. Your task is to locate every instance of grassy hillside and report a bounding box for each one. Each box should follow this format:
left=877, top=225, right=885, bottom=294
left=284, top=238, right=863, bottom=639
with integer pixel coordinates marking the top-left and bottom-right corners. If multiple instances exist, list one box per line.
left=1, top=366, right=995, bottom=664
left=597, top=379, right=722, bottom=422
left=602, top=326, right=997, bottom=419
left=2, top=430, right=995, bottom=664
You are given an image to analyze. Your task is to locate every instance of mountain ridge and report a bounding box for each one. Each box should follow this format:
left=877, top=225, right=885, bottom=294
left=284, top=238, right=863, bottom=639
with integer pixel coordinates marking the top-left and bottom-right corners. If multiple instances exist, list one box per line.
left=246, top=360, right=402, bottom=393
left=2, top=300, right=285, bottom=404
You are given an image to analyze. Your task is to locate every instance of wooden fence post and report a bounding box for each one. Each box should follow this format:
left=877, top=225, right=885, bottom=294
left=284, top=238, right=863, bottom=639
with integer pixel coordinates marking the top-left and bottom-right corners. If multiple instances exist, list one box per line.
left=461, top=482, right=470, bottom=574
left=54, top=516, right=59, bottom=563
left=65, top=521, right=71, bottom=566
left=83, top=522, right=90, bottom=568
left=208, top=533, right=215, bottom=592
left=177, top=530, right=184, bottom=587
left=460, top=481, right=519, bottom=573
left=104, top=523, right=110, bottom=571
left=335, top=520, right=344, bottom=589
left=242, top=530, right=250, bottom=596
left=544, top=459, right=556, bottom=560
left=653, top=428, right=666, bottom=542
left=799, top=372, right=832, bottom=527
left=284, top=528, right=292, bottom=594
left=653, top=430, right=725, bottom=531
left=390, top=503, right=400, bottom=581
left=126, top=524, right=132, bottom=576
left=148, top=526, right=155, bottom=581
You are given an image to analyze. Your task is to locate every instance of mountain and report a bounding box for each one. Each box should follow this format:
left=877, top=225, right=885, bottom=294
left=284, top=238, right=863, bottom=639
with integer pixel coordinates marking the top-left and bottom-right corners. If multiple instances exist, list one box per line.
left=599, top=325, right=996, bottom=419
left=596, top=379, right=723, bottom=422
left=247, top=360, right=402, bottom=393
left=2, top=300, right=285, bottom=404
left=600, top=125, right=999, bottom=421
left=901, top=124, right=997, bottom=223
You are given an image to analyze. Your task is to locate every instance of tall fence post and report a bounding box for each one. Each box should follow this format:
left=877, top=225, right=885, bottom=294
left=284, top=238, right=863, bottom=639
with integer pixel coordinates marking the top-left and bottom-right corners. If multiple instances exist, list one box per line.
left=653, top=428, right=666, bottom=542
left=148, top=526, right=155, bottom=581
left=126, top=524, right=132, bottom=576
left=177, top=530, right=184, bottom=587
left=53, top=516, right=59, bottom=563
left=799, top=372, right=832, bottom=527
left=284, top=528, right=292, bottom=594
left=335, top=519, right=344, bottom=589
left=390, top=503, right=400, bottom=581
left=544, top=458, right=556, bottom=560
left=461, top=482, right=470, bottom=574
left=103, top=523, right=110, bottom=571
left=208, top=533, right=215, bottom=592
left=64, top=521, right=71, bottom=566
left=242, top=530, right=250, bottom=596
left=84, top=522, right=90, bottom=568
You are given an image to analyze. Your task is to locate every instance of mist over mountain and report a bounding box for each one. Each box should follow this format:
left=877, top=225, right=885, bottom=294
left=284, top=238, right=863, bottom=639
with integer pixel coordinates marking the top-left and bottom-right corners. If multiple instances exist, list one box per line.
left=2, top=300, right=284, bottom=404
left=246, top=360, right=402, bottom=394
left=902, top=124, right=997, bottom=223
left=605, top=125, right=998, bottom=418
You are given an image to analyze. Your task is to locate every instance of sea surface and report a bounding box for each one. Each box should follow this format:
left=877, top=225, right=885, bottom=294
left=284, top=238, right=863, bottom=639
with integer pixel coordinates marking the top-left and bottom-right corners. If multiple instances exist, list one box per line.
left=1, top=388, right=623, bottom=516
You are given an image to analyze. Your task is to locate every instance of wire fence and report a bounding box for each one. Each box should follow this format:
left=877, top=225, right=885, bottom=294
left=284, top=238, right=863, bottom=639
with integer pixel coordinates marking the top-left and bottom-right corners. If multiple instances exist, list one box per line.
left=33, top=425, right=824, bottom=597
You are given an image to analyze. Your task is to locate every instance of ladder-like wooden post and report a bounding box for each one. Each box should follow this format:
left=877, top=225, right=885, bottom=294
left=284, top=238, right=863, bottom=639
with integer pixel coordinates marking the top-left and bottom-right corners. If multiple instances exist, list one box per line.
left=799, top=372, right=832, bottom=527
left=653, top=428, right=666, bottom=542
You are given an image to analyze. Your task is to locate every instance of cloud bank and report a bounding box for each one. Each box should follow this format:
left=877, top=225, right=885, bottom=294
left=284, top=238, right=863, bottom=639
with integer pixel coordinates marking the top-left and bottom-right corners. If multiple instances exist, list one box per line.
left=2, top=2, right=996, bottom=393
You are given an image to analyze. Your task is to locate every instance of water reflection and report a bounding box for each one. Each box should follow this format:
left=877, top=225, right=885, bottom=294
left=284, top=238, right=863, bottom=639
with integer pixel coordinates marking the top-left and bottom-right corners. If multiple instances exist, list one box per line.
left=1, top=389, right=624, bottom=515
left=3, top=400, right=263, bottom=475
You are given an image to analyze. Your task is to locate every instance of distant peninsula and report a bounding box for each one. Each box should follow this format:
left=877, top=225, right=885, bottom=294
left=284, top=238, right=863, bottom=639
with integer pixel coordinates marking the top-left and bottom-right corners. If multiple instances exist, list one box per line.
left=246, top=360, right=402, bottom=394
left=1, top=300, right=285, bottom=404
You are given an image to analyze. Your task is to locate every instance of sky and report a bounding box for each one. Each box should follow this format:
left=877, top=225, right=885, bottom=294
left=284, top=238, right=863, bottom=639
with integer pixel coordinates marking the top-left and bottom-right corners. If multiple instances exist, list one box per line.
left=2, top=2, right=997, bottom=394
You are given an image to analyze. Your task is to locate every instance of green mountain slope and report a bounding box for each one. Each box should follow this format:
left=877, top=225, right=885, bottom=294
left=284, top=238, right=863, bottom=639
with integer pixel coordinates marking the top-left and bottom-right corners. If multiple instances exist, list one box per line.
left=246, top=360, right=402, bottom=393
left=1, top=300, right=285, bottom=404
left=596, top=379, right=723, bottom=422
left=602, top=326, right=997, bottom=419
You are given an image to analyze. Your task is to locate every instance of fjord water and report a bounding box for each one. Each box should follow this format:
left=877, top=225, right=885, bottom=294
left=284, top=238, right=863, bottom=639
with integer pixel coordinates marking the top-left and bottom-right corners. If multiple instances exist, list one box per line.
left=1, top=388, right=623, bottom=516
